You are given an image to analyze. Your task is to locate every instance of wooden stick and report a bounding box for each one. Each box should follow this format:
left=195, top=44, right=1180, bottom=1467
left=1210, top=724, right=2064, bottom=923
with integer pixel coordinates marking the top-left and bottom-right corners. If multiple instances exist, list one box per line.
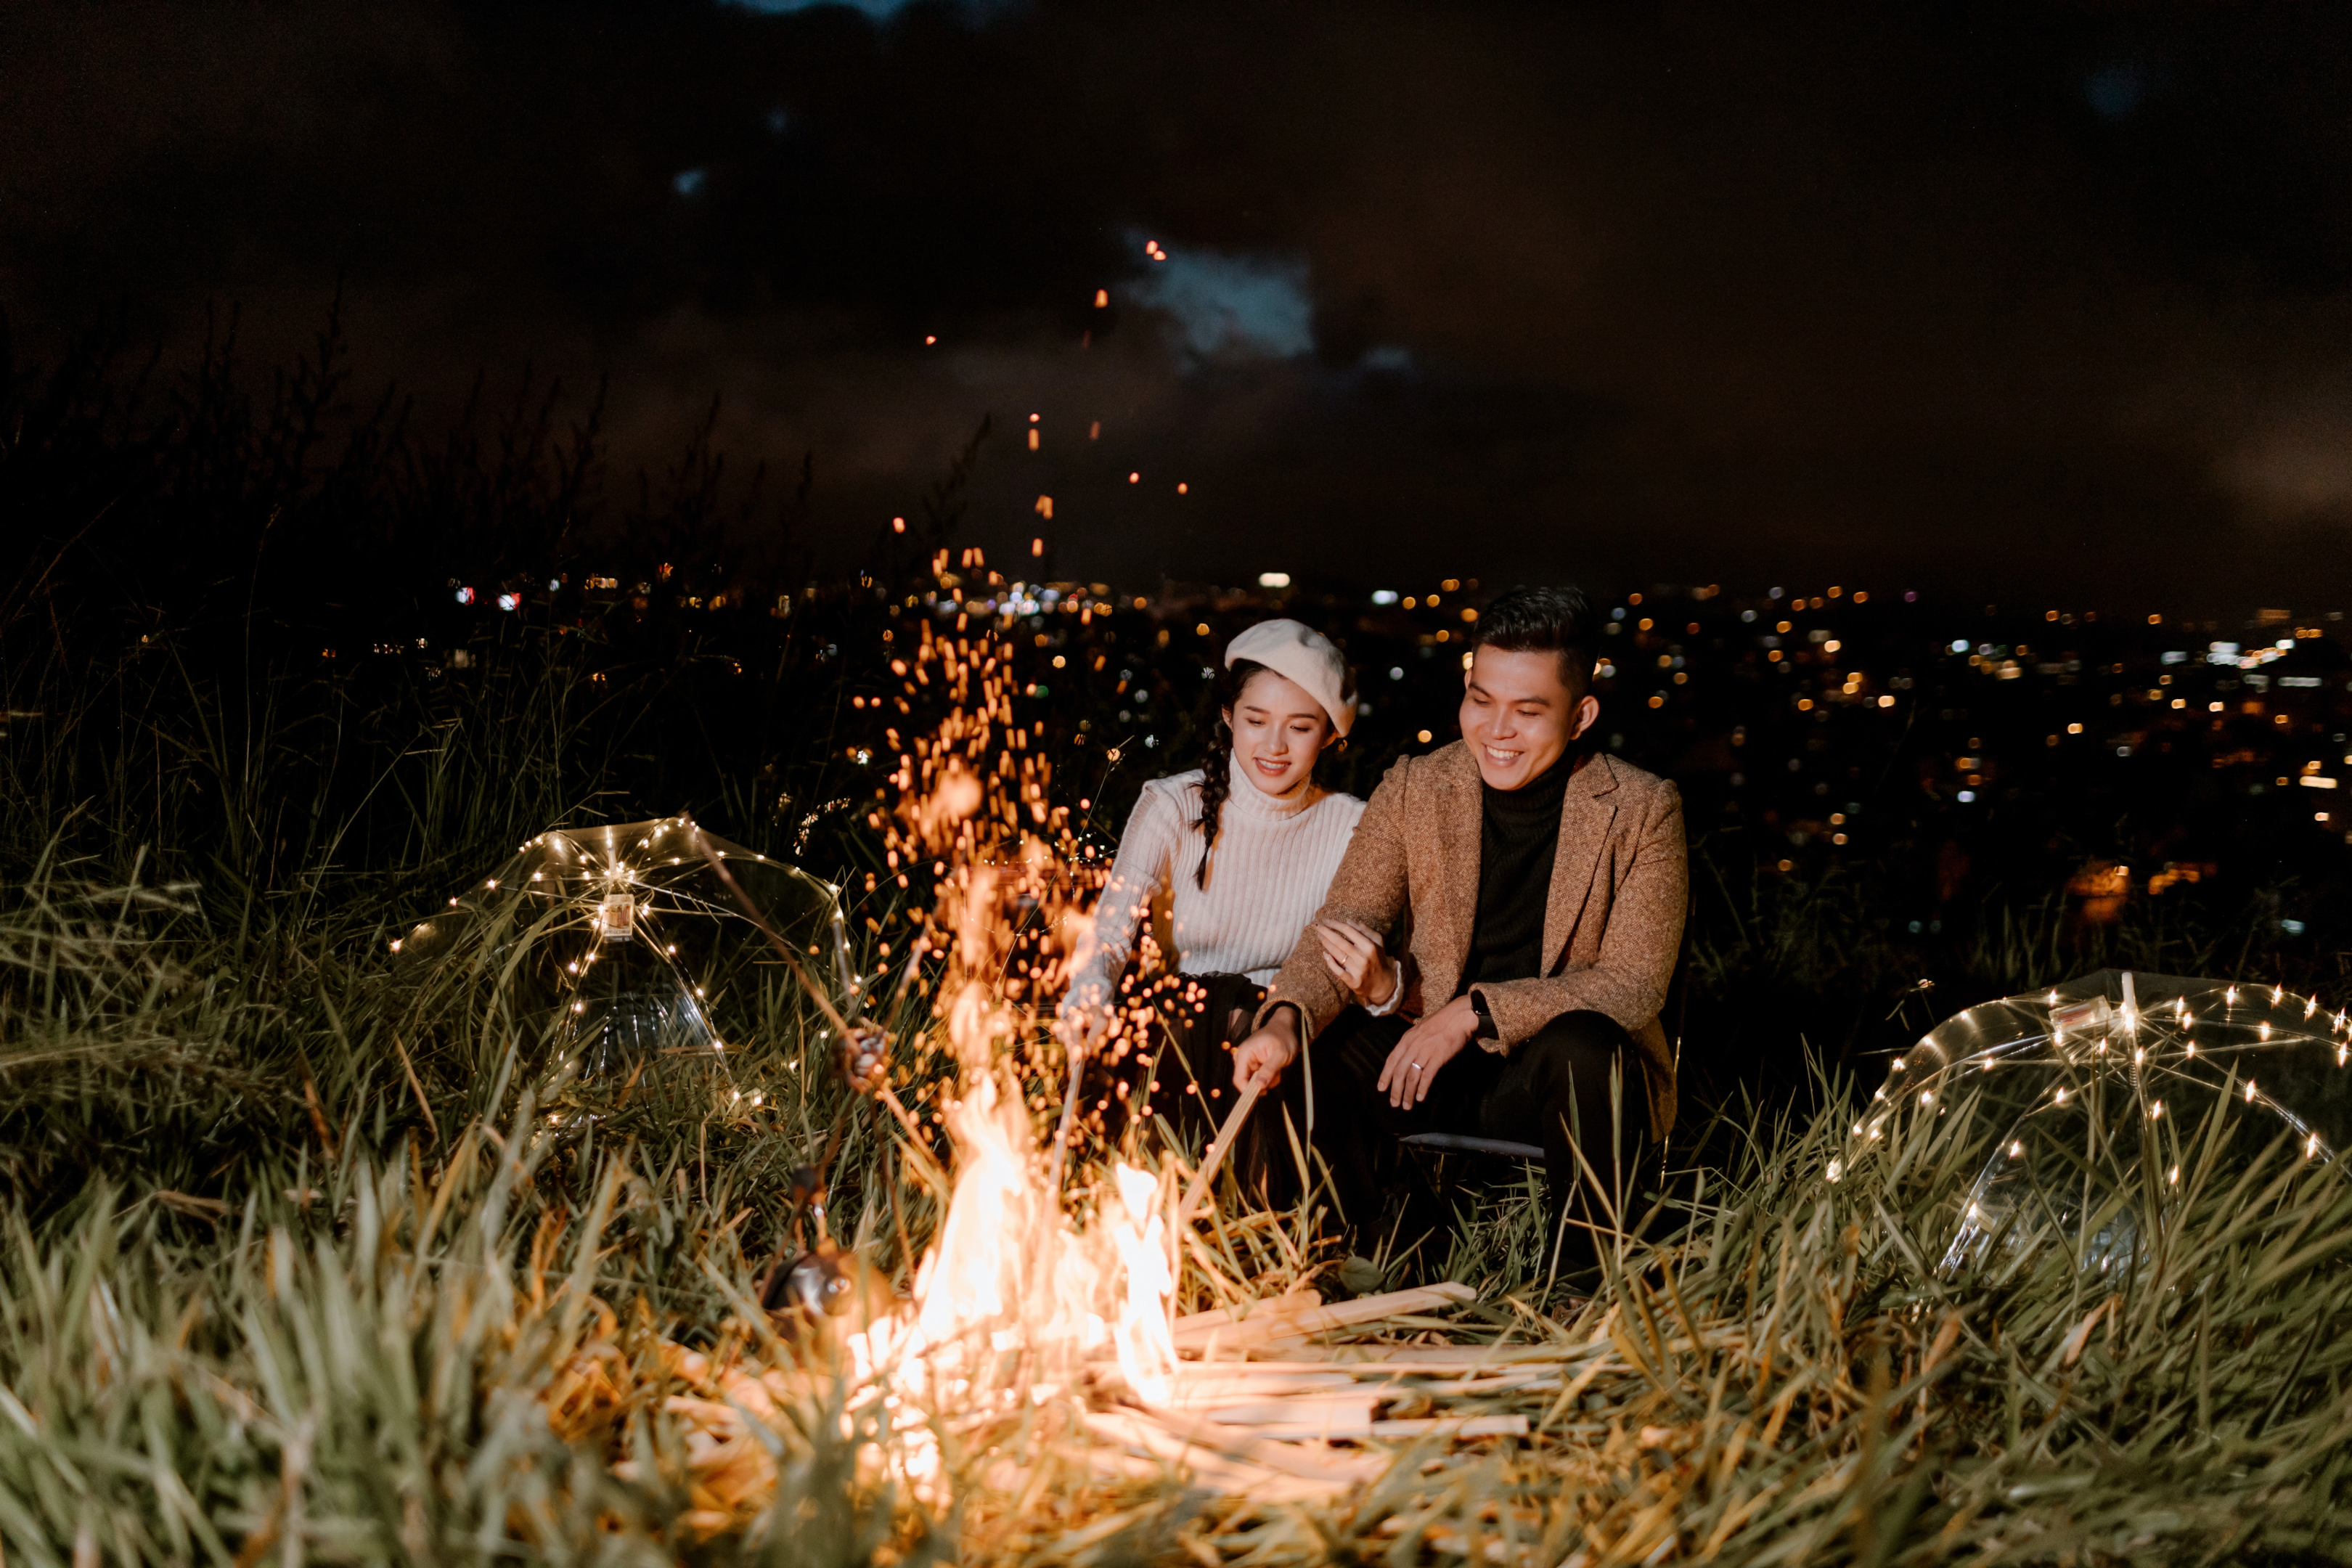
left=1175, top=1078, right=1260, bottom=1228
left=1164, top=1349, right=1572, bottom=1373
left=1158, top=1374, right=1364, bottom=1407
left=1048, top=1032, right=1085, bottom=1196
left=1127, top=1406, right=1387, bottom=1484
left=1171, top=1286, right=1320, bottom=1335
left=1368, top=1415, right=1530, bottom=1439
left=1196, top=1395, right=1380, bottom=1429
left=1174, top=1281, right=1477, bottom=1353
left=1078, top=1409, right=1348, bottom=1501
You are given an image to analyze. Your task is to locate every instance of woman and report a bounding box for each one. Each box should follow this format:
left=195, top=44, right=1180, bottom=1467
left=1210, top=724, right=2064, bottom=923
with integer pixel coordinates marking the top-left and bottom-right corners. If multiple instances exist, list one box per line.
left=1061, top=618, right=1397, bottom=1186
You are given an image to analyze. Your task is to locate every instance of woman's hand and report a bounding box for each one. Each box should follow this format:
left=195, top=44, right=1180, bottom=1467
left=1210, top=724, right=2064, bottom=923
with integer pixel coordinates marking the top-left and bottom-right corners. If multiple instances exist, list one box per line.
left=1231, top=1007, right=1302, bottom=1092
left=1313, top=920, right=1396, bottom=1008
left=1053, top=998, right=1108, bottom=1058
left=1375, top=995, right=1480, bottom=1108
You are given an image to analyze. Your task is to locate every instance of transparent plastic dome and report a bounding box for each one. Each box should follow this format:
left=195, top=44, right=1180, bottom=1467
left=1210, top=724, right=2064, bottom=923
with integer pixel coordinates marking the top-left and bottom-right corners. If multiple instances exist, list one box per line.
left=1841, top=970, right=2352, bottom=1276
left=396, top=817, right=854, bottom=1084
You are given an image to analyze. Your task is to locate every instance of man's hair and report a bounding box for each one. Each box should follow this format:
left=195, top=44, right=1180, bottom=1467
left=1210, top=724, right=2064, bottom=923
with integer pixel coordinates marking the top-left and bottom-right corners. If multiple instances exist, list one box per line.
left=1470, top=585, right=1601, bottom=691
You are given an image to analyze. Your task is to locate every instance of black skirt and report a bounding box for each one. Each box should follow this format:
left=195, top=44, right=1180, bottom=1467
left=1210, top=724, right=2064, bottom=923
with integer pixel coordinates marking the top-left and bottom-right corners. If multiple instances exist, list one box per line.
left=1071, top=968, right=1291, bottom=1198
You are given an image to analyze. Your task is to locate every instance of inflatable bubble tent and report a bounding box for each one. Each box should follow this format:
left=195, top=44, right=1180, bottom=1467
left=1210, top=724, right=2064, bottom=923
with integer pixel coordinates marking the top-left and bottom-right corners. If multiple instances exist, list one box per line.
left=394, top=817, right=855, bottom=1083
left=1839, top=970, right=2352, bottom=1276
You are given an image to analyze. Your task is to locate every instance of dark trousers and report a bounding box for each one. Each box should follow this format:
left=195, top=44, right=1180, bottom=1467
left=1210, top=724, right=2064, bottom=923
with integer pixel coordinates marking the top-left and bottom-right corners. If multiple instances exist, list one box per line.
left=1299, top=1007, right=1651, bottom=1284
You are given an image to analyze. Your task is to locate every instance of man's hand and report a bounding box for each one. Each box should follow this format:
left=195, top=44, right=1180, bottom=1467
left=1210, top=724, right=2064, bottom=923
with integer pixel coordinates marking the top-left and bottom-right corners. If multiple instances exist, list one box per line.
left=1312, top=920, right=1396, bottom=1008
left=1375, top=994, right=1481, bottom=1109
left=1231, top=1007, right=1302, bottom=1093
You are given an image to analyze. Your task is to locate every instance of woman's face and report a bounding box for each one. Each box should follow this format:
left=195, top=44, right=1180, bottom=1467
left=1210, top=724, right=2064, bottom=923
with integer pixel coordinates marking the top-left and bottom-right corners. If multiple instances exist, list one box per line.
left=1225, top=669, right=1334, bottom=798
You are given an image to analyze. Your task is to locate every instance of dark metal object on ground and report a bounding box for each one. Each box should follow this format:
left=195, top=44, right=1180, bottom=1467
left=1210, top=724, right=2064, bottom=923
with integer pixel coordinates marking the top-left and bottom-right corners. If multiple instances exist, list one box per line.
left=756, top=1160, right=887, bottom=1327
left=756, top=1161, right=855, bottom=1325
left=764, top=1241, right=861, bottom=1318
left=1400, top=1131, right=1546, bottom=1161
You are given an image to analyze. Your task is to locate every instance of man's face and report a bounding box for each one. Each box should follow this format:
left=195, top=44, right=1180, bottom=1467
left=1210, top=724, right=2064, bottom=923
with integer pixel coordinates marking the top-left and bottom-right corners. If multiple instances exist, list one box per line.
left=1459, top=645, right=1600, bottom=790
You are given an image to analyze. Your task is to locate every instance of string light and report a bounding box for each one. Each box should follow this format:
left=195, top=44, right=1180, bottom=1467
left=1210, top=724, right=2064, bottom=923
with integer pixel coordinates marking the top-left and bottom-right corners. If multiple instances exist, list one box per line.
left=1850, top=978, right=2345, bottom=1275
left=409, top=817, right=853, bottom=1087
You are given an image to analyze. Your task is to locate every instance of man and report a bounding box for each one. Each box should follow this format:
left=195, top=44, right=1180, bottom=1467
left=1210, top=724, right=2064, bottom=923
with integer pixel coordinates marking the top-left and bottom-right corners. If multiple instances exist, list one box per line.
left=1231, top=585, right=1686, bottom=1288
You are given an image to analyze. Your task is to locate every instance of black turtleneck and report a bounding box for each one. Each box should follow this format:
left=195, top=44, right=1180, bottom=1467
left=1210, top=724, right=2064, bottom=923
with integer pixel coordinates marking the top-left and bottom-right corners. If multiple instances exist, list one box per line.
left=1460, top=751, right=1576, bottom=990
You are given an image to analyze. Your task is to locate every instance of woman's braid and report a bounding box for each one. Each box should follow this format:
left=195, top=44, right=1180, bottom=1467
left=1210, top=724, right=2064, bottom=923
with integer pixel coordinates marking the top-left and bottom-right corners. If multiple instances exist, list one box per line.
left=1192, top=659, right=1263, bottom=889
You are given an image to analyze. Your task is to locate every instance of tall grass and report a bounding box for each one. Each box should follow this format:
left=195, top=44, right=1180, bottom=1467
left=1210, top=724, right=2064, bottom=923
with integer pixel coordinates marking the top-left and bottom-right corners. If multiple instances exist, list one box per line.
left=8, top=881, right=2352, bottom=1564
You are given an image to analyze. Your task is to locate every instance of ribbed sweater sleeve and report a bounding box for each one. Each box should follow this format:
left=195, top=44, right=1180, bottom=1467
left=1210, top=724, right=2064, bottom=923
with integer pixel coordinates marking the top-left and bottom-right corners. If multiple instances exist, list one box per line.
left=1062, top=762, right=1368, bottom=1018
left=1066, top=783, right=1184, bottom=1011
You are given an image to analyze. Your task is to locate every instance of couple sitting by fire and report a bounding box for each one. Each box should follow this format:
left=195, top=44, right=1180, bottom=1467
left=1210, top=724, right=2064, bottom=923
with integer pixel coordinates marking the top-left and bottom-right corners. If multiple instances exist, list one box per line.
left=1058, top=587, right=1687, bottom=1290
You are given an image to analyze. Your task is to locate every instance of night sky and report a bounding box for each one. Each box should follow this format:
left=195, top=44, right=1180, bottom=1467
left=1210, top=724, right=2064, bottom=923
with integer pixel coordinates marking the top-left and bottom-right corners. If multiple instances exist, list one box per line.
left=10, top=1, right=2352, bottom=608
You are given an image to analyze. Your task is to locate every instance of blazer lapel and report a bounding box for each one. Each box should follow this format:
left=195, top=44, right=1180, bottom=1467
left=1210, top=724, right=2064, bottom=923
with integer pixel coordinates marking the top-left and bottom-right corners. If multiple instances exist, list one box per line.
left=1424, top=745, right=1484, bottom=992
left=1543, top=753, right=1620, bottom=975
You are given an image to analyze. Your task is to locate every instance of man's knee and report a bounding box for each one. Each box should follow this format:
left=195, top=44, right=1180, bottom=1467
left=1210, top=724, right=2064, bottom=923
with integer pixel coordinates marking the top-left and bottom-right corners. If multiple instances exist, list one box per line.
left=1515, top=1011, right=1643, bottom=1117
left=1532, top=1009, right=1635, bottom=1053
left=1519, top=1010, right=1634, bottom=1079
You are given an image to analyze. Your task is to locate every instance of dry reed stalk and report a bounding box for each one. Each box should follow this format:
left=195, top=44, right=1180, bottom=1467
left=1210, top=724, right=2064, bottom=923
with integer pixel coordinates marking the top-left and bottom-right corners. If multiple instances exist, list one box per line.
left=1169, top=1283, right=1320, bottom=1335
left=1173, top=1281, right=1477, bottom=1353
left=1175, top=1077, right=1261, bottom=1229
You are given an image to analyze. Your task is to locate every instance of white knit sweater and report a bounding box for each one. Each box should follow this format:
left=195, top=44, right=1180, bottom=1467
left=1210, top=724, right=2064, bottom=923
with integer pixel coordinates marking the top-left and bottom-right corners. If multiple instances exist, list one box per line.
left=1066, top=758, right=1365, bottom=1010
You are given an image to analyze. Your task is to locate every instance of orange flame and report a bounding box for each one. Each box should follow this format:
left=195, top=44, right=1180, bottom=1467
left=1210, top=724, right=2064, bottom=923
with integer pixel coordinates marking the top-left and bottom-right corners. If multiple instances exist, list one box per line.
left=838, top=581, right=1177, bottom=1490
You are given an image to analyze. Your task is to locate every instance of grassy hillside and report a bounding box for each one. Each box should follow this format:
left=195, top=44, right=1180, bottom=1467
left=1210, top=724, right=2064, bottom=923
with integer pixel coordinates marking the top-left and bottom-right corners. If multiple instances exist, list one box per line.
left=4, top=323, right=2346, bottom=1564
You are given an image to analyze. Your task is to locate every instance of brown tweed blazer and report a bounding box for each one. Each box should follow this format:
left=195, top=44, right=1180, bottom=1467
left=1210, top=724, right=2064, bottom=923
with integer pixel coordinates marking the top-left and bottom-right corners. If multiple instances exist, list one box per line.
left=1256, top=741, right=1688, bottom=1140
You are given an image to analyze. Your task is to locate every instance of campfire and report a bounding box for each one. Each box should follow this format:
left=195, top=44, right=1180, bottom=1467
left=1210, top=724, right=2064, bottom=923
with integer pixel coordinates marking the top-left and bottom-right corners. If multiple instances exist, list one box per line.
left=527, top=573, right=1601, bottom=1550
left=816, top=600, right=1542, bottom=1496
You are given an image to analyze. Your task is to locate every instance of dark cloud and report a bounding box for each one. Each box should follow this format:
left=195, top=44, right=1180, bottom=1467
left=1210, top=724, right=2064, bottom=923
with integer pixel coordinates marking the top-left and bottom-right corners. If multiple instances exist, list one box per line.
left=7, top=1, right=2352, bottom=607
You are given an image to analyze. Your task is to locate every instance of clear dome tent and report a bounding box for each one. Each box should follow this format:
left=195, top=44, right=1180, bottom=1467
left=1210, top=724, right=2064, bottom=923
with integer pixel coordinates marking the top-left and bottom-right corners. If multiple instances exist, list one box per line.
left=1843, top=970, right=2352, bottom=1277
left=394, top=817, right=856, bottom=1085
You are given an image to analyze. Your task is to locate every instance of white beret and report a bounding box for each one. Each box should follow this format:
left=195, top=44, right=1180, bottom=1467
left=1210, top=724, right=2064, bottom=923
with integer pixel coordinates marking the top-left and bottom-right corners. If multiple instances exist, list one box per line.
left=1224, top=618, right=1355, bottom=737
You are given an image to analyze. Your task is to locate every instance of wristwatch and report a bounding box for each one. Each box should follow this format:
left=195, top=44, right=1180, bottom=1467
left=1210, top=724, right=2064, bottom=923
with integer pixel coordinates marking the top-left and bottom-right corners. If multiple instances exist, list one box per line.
left=1469, top=991, right=1498, bottom=1042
